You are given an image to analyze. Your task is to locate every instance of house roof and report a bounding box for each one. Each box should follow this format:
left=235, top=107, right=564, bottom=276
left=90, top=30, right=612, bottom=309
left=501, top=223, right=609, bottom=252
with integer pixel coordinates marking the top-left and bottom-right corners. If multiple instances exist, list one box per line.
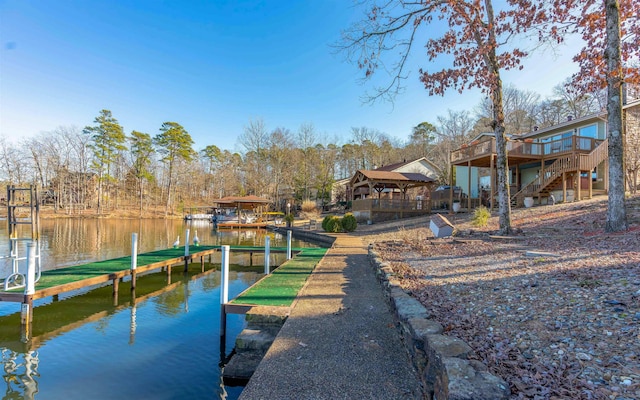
left=349, top=169, right=435, bottom=192
left=520, top=111, right=607, bottom=139
left=374, top=157, right=439, bottom=171
left=375, top=160, right=411, bottom=171
left=211, top=195, right=271, bottom=209
left=217, top=195, right=270, bottom=203
left=469, top=132, right=495, bottom=142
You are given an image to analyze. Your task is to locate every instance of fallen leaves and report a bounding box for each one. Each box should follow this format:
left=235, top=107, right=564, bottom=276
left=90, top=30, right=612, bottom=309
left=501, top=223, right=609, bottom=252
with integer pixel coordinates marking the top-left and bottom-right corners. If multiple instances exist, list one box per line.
left=366, top=194, right=640, bottom=400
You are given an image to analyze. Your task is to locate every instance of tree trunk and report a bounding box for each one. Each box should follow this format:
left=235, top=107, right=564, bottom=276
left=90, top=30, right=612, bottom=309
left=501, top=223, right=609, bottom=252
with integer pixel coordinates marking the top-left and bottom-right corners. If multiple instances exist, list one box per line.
left=604, top=0, right=628, bottom=232
left=165, top=162, right=173, bottom=217
left=139, top=178, right=144, bottom=218
left=493, top=91, right=512, bottom=235
left=96, top=173, right=102, bottom=215
left=483, top=0, right=512, bottom=235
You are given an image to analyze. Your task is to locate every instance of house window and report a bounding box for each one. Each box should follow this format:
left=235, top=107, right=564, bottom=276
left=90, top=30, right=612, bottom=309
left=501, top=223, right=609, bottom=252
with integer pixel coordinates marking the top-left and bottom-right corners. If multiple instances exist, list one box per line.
left=577, top=124, right=598, bottom=150
left=561, top=132, right=573, bottom=151
left=579, top=124, right=598, bottom=139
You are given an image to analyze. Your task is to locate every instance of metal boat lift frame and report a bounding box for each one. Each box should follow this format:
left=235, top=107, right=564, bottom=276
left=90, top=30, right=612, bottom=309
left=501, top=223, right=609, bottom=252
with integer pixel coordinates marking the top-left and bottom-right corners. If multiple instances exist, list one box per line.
left=2, top=185, right=41, bottom=290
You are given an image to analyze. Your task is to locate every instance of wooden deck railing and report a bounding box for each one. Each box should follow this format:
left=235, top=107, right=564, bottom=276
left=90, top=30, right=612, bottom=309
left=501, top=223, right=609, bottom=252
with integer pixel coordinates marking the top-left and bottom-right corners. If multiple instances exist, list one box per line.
left=451, top=136, right=603, bottom=164
left=352, top=198, right=429, bottom=213
left=579, top=138, right=608, bottom=171
left=510, top=139, right=608, bottom=205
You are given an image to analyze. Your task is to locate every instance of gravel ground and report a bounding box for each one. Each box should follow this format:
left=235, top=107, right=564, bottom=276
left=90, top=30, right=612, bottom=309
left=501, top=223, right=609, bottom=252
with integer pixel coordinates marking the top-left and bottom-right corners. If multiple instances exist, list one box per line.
left=357, top=194, right=640, bottom=400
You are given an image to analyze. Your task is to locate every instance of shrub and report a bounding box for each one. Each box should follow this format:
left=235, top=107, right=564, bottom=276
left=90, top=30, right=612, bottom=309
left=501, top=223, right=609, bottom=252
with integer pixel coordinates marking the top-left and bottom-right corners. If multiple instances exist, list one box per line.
left=472, top=206, right=491, bottom=227
left=324, top=216, right=342, bottom=233
left=300, top=199, right=317, bottom=214
left=341, top=213, right=357, bottom=232
left=284, top=213, right=295, bottom=226
left=300, top=199, right=321, bottom=220
left=322, top=215, right=333, bottom=231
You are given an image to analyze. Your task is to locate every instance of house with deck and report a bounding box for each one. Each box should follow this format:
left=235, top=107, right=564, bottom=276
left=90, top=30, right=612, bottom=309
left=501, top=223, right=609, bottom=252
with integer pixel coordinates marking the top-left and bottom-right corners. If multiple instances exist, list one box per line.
left=451, top=98, right=640, bottom=209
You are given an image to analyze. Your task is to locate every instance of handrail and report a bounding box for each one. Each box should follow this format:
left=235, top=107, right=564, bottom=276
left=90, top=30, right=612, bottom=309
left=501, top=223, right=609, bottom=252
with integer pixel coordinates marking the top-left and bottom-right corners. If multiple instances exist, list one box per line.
left=579, top=138, right=608, bottom=171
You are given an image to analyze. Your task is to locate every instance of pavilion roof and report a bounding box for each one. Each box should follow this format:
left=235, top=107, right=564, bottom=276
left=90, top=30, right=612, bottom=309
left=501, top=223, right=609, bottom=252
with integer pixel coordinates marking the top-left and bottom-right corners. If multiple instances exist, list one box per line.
left=349, top=169, right=435, bottom=191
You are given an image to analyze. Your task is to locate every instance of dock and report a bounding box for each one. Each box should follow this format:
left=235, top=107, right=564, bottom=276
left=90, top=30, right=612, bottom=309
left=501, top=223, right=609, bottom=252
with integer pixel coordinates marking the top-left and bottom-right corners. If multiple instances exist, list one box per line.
left=0, top=264, right=219, bottom=353
left=0, top=245, right=293, bottom=304
left=225, top=246, right=328, bottom=312
left=217, top=222, right=269, bottom=229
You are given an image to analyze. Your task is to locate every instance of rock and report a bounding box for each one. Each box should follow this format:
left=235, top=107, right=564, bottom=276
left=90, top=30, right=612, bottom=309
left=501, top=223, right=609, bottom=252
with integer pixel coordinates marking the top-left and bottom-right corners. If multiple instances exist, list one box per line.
left=223, top=352, right=263, bottom=382
left=235, top=328, right=279, bottom=352
left=392, top=293, right=431, bottom=321
left=434, top=357, right=510, bottom=400
left=424, top=334, right=473, bottom=387
left=576, top=352, right=592, bottom=361
left=409, top=317, right=444, bottom=337
left=604, top=299, right=626, bottom=306
left=245, top=306, right=289, bottom=326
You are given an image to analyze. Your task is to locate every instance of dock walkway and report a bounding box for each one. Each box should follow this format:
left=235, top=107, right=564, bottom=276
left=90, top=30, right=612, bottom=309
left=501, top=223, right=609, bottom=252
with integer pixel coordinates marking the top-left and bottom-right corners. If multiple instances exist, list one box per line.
left=229, top=247, right=328, bottom=309
left=239, top=234, right=423, bottom=399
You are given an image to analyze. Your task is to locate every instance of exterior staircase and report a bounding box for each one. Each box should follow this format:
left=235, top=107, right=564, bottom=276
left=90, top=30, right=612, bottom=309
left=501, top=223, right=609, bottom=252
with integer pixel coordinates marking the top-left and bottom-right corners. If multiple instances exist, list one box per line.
left=511, top=139, right=608, bottom=206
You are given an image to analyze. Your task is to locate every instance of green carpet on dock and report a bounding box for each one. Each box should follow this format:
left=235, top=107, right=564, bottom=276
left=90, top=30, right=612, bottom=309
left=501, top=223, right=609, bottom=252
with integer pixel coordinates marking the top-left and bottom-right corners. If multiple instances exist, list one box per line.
left=19, top=246, right=219, bottom=291
left=231, top=247, right=328, bottom=307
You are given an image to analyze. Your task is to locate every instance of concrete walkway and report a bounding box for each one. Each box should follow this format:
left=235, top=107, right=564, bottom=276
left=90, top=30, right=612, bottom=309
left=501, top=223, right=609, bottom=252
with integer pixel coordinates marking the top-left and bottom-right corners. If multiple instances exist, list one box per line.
left=239, top=234, right=423, bottom=400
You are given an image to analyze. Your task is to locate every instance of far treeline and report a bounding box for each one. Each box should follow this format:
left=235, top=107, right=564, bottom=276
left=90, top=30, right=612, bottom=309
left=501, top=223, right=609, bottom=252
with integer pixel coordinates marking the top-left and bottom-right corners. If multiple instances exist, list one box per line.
left=0, top=81, right=638, bottom=217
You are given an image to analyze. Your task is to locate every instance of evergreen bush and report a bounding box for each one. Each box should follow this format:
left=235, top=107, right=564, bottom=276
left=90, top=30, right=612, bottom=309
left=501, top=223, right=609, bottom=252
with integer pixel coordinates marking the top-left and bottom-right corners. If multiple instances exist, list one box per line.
left=341, top=213, right=357, bottom=232
left=285, top=213, right=295, bottom=226
left=324, top=216, right=342, bottom=232
left=322, top=215, right=333, bottom=231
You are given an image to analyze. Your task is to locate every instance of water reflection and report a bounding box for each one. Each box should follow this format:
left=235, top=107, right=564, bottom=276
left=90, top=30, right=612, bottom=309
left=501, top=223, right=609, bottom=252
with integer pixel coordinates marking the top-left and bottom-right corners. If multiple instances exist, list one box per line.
left=2, top=349, right=39, bottom=400
left=0, top=265, right=263, bottom=400
left=0, top=218, right=313, bottom=400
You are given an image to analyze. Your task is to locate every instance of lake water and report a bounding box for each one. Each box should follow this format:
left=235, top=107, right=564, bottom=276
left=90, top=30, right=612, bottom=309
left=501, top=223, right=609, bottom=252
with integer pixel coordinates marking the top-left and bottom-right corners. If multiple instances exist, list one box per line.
left=0, top=218, right=311, bottom=400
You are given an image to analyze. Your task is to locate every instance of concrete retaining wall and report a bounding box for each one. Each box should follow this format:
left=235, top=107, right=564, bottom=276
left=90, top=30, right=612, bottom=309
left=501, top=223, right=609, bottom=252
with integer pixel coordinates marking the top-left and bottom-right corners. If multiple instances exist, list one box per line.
left=272, top=227, right=336, bottom=247
left=368, top=247, right=510, bottom=400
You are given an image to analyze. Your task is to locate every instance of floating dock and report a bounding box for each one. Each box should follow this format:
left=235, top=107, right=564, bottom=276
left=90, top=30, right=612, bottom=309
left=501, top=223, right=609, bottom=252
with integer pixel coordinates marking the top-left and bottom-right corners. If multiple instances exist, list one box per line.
left=217, top=222, right=269, bottom=229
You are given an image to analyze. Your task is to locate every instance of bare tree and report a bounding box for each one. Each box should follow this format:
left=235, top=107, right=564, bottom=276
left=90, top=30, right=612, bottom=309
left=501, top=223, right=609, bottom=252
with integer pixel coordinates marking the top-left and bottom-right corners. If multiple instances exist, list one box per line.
left=433, top=110, right=475, bottom=183
left=0, top=137, right=28, bottom=185
left=238, top=118, right=270, bottom=197
left=268, top=127, right=294, bottom=207
left=295, top=123, right=317, bottom=200
left=552, top=78, right=603, bottom=118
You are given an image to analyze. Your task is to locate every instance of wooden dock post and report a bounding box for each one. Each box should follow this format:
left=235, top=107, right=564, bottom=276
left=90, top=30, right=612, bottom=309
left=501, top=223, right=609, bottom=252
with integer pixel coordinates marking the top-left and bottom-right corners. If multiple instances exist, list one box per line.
left=264, top=236, right=271, bottom=275
left=287, top=230, right=292, bottom=260
left=113, top=278, right=119, bottom=305
left=131, top=233, right=138, bottom=290
left=220, top=245, right=230, bottom=337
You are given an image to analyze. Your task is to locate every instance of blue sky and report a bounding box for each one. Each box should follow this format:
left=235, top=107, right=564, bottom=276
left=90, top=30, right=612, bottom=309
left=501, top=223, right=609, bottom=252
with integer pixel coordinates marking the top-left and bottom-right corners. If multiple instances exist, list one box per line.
left=0, top=0, right=582, bottom=152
